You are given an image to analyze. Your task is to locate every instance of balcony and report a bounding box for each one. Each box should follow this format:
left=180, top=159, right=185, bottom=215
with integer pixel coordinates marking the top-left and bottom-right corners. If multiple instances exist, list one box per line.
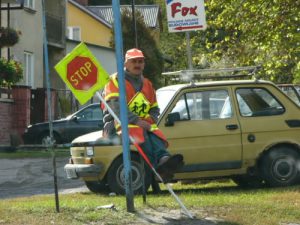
left=46, top=12, right=65, bottom=48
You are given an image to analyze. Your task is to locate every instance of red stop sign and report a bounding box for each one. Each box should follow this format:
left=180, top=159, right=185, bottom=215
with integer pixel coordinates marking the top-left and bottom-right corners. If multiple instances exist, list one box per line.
left=67, top=56, right=98, bottom=90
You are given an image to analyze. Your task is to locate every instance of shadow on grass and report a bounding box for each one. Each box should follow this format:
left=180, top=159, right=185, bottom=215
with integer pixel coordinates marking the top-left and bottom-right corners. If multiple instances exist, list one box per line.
left=145, top=182, right=300, bottom=196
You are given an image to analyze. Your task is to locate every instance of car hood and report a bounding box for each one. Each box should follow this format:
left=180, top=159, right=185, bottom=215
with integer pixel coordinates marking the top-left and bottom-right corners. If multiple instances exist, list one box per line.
left=72, top=130, right=103, bottom=143
left=71, top=130, right=120, bottom=147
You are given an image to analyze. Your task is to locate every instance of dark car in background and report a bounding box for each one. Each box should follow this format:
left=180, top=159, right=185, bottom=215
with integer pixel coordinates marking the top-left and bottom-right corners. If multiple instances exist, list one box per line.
left=23, top=103, right=103, bottom=145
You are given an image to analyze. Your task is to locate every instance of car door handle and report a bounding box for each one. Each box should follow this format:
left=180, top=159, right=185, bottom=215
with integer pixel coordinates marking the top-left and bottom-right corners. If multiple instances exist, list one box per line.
left=226, top=124, right=238, bottom=130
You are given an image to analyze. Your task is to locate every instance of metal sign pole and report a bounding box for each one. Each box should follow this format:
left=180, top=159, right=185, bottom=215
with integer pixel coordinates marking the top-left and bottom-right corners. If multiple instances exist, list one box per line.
left=112, top=0, right=135, bottom=212
left=42, top=0, right=59, bottom=213
left=185, top=31, right=193, bottom=70
left=131, top=0, right=138, bottom=48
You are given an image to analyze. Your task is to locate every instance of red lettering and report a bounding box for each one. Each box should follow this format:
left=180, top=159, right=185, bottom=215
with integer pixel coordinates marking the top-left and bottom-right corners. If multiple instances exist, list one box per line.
left=181, top=7, right=189, bottom=16
left=170, top=2, right=198, bottom=17
left=190, top=6, right=198, bottom=16
left=171, top=2, right=181, bottom=18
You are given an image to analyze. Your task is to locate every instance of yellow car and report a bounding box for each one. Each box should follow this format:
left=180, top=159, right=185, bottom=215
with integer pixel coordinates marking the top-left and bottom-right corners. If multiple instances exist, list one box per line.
left=65, top=80, right=300, bottom=194
left=277, top=84, right=300, bottom=106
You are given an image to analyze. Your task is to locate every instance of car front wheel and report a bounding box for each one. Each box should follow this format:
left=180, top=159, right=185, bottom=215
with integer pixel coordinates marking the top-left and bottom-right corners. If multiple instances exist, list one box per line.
left=107, top=154, right=152, bottom=195
left=261, top=146, right=300, bottom=187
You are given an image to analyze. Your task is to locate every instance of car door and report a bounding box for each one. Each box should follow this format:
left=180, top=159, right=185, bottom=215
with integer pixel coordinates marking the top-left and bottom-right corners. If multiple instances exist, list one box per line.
left=232, top=85, right=293, bottom=162
left=159, top=86, right=242, bottom=174
left=65, top=104, right=104, bottom=142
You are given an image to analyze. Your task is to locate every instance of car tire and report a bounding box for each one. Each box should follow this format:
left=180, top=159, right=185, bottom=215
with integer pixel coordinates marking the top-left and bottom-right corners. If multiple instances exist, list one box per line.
left=107, top=154, right=152, bottom=195
left=39, top=132, right=61, bottom=145
left=85, top=180, right=109, bottom=193
left=261, top=146, right=300, bottom=187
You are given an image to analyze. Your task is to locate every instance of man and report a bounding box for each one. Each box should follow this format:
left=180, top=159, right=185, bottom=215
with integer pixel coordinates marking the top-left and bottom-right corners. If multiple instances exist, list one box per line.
left=102, top=48, right=184, bottom=182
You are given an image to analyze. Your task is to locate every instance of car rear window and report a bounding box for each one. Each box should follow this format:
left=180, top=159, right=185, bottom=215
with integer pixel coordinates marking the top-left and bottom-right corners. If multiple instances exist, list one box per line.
left=236, top=88, right=285, bottom=117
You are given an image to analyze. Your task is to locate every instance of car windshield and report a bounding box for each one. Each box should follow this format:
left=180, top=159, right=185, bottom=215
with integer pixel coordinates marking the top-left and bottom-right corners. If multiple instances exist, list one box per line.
left=156, top=89, right=177, bottom=113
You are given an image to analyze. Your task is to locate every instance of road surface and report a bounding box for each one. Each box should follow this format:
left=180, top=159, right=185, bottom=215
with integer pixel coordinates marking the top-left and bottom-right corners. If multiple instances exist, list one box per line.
left=0, top=157, right=88, bottom=199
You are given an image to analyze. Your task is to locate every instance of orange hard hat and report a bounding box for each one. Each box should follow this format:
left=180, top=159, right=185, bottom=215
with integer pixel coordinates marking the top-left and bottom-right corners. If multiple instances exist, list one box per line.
left=125, top=48, right=144, bottom=62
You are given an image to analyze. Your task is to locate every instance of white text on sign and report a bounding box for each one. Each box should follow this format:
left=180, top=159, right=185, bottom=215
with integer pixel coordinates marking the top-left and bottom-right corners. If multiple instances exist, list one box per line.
left=70, top=62, right=92, bottom=86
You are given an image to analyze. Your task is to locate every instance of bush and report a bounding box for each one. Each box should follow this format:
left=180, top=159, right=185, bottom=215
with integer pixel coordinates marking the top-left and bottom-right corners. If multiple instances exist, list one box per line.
left=0, top=58, right=23, bottom=87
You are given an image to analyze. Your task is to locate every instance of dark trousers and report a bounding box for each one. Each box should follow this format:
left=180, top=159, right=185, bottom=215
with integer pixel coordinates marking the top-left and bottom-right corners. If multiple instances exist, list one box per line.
left=139, top=131, right=170, bottom=168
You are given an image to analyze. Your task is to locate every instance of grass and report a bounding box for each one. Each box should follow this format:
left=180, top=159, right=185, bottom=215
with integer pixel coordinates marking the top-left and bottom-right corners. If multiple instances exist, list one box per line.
left=1, top=181, right=300, bottom=225
left=0, top=148, right=70, bottom=159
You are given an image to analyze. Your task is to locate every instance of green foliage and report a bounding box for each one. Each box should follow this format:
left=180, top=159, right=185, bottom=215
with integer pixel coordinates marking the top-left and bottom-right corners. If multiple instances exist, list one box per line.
left=0, top=58, right=23, bottom=87
left=157, top=0, right=299, bottom=83
left=89, top=0, right=298, bottom=84
left=110, top=9, right=164, bottom=88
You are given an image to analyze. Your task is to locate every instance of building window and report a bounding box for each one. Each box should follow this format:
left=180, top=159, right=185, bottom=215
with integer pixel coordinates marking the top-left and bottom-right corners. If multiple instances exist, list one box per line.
left=67, top=26, right=81, bottom=41
left=24, top=0, right=35, bottom=9
left=24, top=51, right=34, bottom=88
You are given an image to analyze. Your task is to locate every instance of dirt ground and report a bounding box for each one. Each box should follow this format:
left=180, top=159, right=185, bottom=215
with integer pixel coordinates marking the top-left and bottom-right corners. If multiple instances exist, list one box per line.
left=134, top=208, right=225, bottom=225
left=0, top=157, right=88, bottom=199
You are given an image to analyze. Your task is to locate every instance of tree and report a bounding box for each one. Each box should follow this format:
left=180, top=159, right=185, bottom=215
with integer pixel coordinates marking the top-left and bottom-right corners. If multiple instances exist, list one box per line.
left=110, top=10, right=164, bottom=88
left=157, top=0, right=299, bottom=83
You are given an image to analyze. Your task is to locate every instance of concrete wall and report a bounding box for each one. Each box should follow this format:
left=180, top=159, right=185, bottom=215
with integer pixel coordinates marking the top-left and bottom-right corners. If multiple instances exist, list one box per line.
left=10, top=2, right=44, bottom=89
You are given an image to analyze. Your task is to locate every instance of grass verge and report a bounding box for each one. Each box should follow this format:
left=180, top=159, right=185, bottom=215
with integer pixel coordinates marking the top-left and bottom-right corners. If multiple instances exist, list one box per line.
left=0, top=148, right=70, bottom=159
left=0, top=181, right=300, bottom=225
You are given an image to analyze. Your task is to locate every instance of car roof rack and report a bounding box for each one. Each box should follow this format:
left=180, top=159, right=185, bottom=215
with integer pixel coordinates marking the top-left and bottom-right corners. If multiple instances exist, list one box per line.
left=162, top=65, right=261, bottom=85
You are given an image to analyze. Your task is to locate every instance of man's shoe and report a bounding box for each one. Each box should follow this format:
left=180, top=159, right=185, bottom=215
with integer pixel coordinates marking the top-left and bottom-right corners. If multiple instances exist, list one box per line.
left=156, top=154, right=184, bottom=177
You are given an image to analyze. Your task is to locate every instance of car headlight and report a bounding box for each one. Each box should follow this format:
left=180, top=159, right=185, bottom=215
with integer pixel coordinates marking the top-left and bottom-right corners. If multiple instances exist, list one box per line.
left=86, top=146, right=94, bottom=156
left=24, top=125, right=32, bottom=133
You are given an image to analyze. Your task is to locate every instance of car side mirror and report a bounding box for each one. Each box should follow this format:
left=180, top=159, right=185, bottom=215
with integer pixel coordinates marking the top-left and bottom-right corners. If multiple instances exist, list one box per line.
left=165, top=112, right=180, bottom=127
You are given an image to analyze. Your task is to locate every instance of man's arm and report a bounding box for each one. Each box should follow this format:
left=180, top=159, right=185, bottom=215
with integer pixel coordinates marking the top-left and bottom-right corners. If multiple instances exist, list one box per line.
left=149, top=107, right=160, bottom=124
left=107, top=98, right=139, bottom=124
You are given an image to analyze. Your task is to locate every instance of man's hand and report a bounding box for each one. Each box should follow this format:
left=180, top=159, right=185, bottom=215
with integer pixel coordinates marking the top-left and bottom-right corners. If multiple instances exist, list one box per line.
left=136, top=119, right=151, bottom=131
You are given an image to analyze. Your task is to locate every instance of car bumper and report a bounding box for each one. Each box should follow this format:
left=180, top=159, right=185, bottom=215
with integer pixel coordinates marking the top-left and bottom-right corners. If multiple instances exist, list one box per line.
left=64, top=163, right=102, bottom=179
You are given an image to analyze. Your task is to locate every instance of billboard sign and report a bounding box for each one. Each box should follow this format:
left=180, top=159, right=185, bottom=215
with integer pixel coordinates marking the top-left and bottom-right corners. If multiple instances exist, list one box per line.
left=166, top=0, right=207, bottom=33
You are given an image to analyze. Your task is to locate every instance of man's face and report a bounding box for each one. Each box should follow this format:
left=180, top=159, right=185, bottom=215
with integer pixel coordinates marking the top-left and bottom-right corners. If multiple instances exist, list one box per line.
left=125, top=57, right=145, bottom=76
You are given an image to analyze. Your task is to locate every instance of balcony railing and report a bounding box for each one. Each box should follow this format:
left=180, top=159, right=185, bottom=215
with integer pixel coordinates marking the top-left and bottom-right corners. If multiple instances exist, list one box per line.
left=46, top=12, right=65, bottom=48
